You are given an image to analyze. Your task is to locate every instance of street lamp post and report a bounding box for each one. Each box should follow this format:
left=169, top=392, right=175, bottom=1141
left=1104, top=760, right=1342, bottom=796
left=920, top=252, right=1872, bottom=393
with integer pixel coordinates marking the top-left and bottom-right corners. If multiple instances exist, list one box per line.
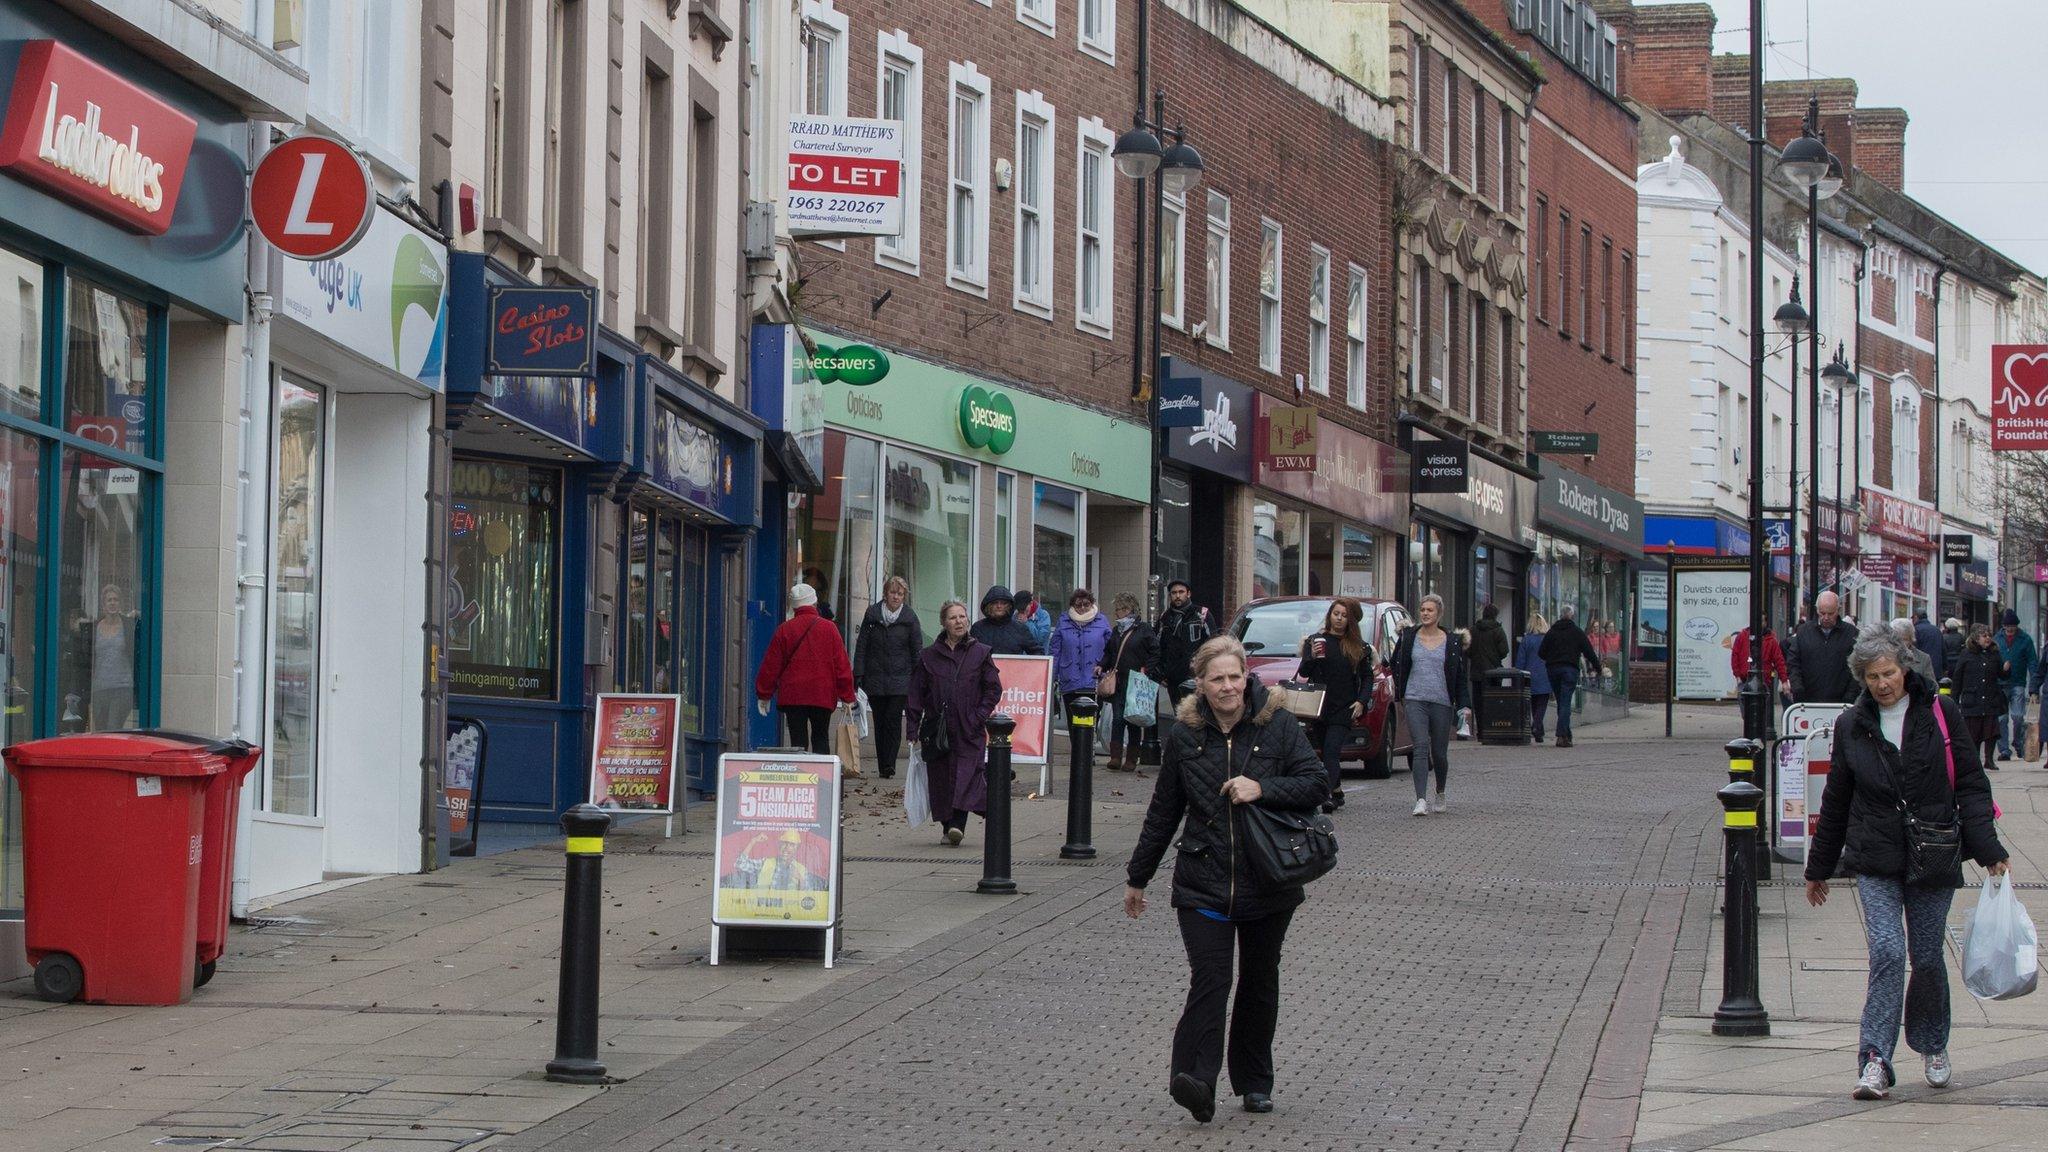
left=1775, top=279, right=1809, bottom=616
left=1824, top=345, right=1854, bottom=593
left=1775, top=98, right=1842, bottom=616
left=1744, top=0, right=1768, bottom=741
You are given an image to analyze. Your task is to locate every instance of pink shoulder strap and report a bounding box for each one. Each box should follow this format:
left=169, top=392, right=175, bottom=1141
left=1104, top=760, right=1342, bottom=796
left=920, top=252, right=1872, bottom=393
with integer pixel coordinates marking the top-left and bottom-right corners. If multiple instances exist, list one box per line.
left=1932, top=697, right=2001, bottom=819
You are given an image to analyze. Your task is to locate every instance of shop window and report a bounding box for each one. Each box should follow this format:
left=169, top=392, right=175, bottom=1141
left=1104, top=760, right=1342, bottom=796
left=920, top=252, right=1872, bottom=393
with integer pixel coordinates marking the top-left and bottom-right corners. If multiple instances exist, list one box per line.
left=680, top=525, right=707, bottom=734
left=885, top=446, right=976, bottom=630
left=1340, top=527, right=1376, bottom=599
left=995, top=472, right=1016, bottom=589
left=449, top=460, right=562, bottom=700
left=58, top=451, right=146, bottom=734
left=65, top=283, right=151, bottom=458
left=0, top=247, right=41, bottom=419
left=802, top=431, right=879, bottom=645
left=1, top=430, right=40, bottom=915
left=266, top=379, right=326, bottom=818
left=1033, top=481, right=1082, bottom=612
left=1251, top=502, right=1303, bottom=599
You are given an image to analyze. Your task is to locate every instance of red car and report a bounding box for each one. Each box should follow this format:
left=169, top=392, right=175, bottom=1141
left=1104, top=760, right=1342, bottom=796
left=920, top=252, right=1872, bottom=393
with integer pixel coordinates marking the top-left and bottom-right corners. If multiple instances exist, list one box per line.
left=1229, top=596, right=1411, bottom=779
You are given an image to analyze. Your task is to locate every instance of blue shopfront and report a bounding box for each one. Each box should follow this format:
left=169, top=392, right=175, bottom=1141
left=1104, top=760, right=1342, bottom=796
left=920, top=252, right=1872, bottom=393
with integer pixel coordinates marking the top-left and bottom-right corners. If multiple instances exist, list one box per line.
left=741, top=322, right=824, bottom=751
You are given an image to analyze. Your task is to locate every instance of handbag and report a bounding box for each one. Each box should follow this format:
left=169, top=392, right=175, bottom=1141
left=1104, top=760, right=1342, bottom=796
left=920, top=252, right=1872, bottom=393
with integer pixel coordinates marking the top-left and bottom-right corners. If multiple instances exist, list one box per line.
left=1277, top=681, right=1326, bottom=720
left=1882, top=700, right=1962, bottom=886
left=1098, top=628, right=1133, bottom=698
left=1233, top=715, right=1338, bottom=887
left=1124, top=670, right=1161, bottom=727
left=830, top=706, right=863, bottom=778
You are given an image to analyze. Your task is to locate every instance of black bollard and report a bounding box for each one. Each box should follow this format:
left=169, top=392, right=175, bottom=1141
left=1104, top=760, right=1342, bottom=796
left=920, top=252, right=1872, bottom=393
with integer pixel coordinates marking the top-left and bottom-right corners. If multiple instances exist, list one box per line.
left=1712, top=780, right=1771, bottom=1037
left=1738, top=672, right=1766, bottom=742
left=1061, top=695, right=1099, bottom=860
left=978, top=714, right=1018, bottom=894
left=1939, top=677, right=1953, bottom=698
left=1724, top=736, right=1770, bottom=878
left=545, top=804, right=612, bottom=1083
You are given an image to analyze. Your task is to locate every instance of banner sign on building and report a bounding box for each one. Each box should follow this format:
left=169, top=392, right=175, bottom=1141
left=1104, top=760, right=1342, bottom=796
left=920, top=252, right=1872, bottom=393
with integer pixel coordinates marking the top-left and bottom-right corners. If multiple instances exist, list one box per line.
left=711, top=752, right=841, bottom=928
left=1259, top=404, right=1319, bottom=472
left=1157, top=376, right=1204, bottom=429
left=587, top=693, right=683, bottom=815
left=0, top=40, right=198, bottom=235
left=278, top=207, right=449, bottom=390
left=1991, top=345, right=2048, bottom=451
left=1161, top=358, right=1254, bottom=482
left=487, top=285, right=597, bottom=377
left=786, top=116, right=904, bottom=238
left=991, top=655, right=1054, bottom=766
left=1860, top=489, right=1936, bottom=548
left=1409, top=437, right=1470, bottom=494
left=1670, top=556, right=1751, bottom=701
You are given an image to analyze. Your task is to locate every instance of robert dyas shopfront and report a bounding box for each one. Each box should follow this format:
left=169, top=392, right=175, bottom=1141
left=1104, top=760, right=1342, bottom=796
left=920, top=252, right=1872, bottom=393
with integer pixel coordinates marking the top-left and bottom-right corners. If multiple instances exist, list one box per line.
left=794, top=334, right=1150, bottom=644
left=1528, top=458, right=1644, bottom=725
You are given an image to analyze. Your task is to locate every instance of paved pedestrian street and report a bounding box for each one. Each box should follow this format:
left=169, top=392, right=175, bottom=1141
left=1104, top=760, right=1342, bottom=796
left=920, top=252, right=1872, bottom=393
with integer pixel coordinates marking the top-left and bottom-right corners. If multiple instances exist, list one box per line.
left=10, top=706, right=2048, bottom=1151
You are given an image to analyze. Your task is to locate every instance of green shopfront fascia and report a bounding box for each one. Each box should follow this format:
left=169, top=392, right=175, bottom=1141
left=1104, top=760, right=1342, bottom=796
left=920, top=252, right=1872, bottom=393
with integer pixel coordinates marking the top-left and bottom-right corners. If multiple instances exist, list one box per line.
left=795, top=334, right=1149, bottom=647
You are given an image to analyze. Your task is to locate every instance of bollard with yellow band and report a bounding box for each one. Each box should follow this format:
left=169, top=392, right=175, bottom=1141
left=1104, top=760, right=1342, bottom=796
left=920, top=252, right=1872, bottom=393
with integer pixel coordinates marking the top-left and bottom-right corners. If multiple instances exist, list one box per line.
left=1713, top=780, right=1770, bottom=1037
left=1939, top=677, right=1953, bottom=698
left=1062, top=695, right=1100, bottom=860
left=546, top=804, right=613, bottom=1083
left=1723, top=737, right=1762, bottom=785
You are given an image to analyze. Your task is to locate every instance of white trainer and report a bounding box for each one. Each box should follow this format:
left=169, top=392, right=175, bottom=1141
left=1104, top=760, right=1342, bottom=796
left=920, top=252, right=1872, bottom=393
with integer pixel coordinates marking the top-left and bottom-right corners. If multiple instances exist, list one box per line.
left=1853, top=1058, right=1890, bottom=1100
left=1411, top=798, right=1428, bottom=817
left=1431, top=794, right=1447, bottom=814
left=1925, top=1051, right=1951, bottom=1088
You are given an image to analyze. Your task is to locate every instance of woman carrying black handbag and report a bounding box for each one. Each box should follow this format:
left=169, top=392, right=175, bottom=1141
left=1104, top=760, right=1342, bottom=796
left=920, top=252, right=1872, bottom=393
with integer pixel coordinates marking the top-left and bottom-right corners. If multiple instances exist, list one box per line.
left=1295, top=598, right=1373, bottom=813
left=1124, top=635, right=1328, bottom=1123
left=1806, top=624, right=2008, bottom=1101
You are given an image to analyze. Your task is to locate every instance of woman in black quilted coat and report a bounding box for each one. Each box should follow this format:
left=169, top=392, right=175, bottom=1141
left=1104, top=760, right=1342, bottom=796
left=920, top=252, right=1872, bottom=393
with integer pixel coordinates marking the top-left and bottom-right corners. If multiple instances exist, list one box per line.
left=1125, top=635, right=1327, bottom=1124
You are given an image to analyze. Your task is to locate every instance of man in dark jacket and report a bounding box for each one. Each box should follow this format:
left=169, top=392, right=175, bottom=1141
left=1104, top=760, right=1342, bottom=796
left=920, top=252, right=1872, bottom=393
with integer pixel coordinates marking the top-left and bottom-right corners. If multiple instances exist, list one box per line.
left=1536, top=605, right=1603, bottom=748
left=1152, top=580, right=1214, bottom=704
left=968, top=584, right=1041, bottom=655
left=853, top=576, right=923, bottom=778
left=1940, top=617, right=1966, bottom=679
left=1466, top=602, right=1510, bottom=732
left=1912, top=611, right=1945, bottom=681
left=1788, top=591, right=1857, bottom=704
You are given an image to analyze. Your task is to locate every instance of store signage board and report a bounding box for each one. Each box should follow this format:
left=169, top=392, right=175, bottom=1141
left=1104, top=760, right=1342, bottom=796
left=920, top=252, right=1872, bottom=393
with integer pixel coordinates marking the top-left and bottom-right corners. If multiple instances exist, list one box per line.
left=1533, top=430, right=1599, bottom=455
left=1991, top=345, right=2048, bottom=450
left=958, top=386, right=1018, bottom=454
left=0, top=40, right=198, bottom=235
left=1860, top=489, right=1936, bottom=548
left=650, top=402, right=742, bottom=519
left=1670, top=556, right=1750, bottom=701
left=1943, top=534, right=1974, bottom=564
left=1860, top=554, right=1899, bottom=584
left=1409, top=438, right=1469, bottom=494
left=786, top=116, right=903, bottom=238
left=710, top=751, right=843, bottom=968
left=1261, top=404, right=1318, bottom=472
left=587, top=693, right=683, bottom=833
left=277, top=207, right=448, bottom=390
left=803, top=341, right=890, bottom=385
left=1959, top=560, right=1993, bottom=600
left=993, top=657, right=1054, bottom=797
left=249, top=134, right=375, bottom=260
left=1255, top=400, right=1407, bottom=532
left=1536, top=458, right=1644, bottom=557
left=487, top=285, right=597, bottom=377
left=1157, top=376, right=1204, bottom=429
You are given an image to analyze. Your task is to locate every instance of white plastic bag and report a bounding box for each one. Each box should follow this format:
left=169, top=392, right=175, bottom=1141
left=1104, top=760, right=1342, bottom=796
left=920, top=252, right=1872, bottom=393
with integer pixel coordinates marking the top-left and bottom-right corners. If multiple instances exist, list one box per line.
left=904, top=746, right=932, bottom=828
left=855, top=688, right=873, bottom=738
left=1963, top=873, right=2039, bottom=1001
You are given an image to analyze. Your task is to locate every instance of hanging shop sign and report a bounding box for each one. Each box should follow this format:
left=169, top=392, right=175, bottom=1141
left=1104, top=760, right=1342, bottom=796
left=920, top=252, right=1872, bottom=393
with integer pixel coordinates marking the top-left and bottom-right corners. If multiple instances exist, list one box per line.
left=248, top=133, right=375, bottom=260
left=958, top=386, right=1018, bottom=454
left=1942, top=534, right=1975, bottom=564
left=1532, top=430, right=1599, bottom=456
left=1157, top=375, right=1204, bottom=429
left=1536, top=458, right=1644, bottom=558
left=1161, top=358, right=1254, bottom=482
left=1860, top=489, right=1935, bottom=548
left=277, top=206, right=448, bottom=389
left=1408, top=437, right=1469, bottom=494
left=1991, top=345, right=2048, bottom=451
left=0, top=40, right=198, bottom=235
left=1259, top=404, right=1319, bottom=472
left=1412, top=438, right=1536, bottom=546
left=1763, top=518, right=1793, bottom=556
left=786, top=115, right=903, bottom=238
left=487, top=285, right=597, bottom=377
left=711, top=751, right=841, bottom=926
left=587, top=693, right=683, bottom=815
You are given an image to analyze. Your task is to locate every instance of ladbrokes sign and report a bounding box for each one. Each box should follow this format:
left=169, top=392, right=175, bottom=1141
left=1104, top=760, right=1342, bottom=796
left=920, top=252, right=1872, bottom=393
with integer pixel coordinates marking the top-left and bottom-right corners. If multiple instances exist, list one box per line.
left=0, top=41, right=198, bottom=234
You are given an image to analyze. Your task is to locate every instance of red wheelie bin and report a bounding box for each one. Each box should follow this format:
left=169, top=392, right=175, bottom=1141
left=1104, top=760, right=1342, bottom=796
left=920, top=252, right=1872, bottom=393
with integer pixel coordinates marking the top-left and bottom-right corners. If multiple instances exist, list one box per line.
left=2, top=733, right=248, bottom=1004
left=176, top=735, right=261, bottom=986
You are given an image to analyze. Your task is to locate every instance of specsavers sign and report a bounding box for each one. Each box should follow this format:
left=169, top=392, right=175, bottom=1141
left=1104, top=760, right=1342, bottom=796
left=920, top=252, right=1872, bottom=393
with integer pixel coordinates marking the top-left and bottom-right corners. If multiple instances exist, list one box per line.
left=278, top=207, right=449, bottom=390
left=812, top=331, right=1148, bottom=500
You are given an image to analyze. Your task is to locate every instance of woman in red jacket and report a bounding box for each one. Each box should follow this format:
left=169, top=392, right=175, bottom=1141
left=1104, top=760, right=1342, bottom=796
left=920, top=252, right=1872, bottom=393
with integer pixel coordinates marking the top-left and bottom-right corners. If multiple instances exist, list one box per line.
left=755, top=582, right=855, bottom=753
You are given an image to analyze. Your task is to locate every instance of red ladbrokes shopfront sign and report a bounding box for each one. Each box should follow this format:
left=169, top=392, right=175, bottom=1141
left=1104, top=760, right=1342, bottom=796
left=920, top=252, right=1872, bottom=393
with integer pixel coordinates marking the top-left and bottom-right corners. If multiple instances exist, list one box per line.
left=0, top=41, right=197, bottom=235
left=1992, top=345, right=2048, bottom=451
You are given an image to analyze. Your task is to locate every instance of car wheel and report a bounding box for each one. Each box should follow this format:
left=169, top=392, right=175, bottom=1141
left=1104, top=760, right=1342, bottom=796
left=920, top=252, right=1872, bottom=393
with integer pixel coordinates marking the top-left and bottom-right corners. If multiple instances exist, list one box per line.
left=1362, top=727, right=1393, bottom=780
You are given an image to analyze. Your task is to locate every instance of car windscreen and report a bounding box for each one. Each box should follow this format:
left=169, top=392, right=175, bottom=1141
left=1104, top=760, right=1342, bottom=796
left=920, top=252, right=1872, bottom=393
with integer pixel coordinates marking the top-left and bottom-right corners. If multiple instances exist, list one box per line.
left=1234, top=601, right=1331, bottom=657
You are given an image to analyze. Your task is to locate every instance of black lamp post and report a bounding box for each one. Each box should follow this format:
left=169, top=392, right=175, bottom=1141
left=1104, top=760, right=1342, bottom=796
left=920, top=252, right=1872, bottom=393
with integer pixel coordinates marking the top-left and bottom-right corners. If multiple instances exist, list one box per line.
left=1114, top=95, right=1203, bottom=617
left=1774, top=278, right=1809, bottom=618
left=1775, top=97, right=1843, bottom=617
left=1743, top=0, right=1768, bottom=741
left=1823, top=344, right=1854, bottom=592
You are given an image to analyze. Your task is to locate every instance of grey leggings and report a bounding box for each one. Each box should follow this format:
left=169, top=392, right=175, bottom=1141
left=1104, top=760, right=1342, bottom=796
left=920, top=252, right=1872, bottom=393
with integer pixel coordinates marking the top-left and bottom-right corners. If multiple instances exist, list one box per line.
left=1856, top=874, right=1955, bottom=1071
left=1404, top=699, right=1455, bottom=800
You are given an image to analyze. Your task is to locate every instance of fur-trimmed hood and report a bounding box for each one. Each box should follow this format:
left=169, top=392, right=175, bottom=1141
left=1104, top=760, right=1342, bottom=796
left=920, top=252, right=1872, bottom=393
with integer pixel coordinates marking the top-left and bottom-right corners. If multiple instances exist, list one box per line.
left=1174, top=678, right=1285, bottom=731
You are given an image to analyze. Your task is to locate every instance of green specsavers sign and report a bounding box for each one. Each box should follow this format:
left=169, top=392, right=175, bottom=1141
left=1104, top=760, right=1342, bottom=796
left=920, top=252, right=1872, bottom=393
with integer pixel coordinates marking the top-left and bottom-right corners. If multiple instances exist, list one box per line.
left=811, top=331, right=1148, bottom=500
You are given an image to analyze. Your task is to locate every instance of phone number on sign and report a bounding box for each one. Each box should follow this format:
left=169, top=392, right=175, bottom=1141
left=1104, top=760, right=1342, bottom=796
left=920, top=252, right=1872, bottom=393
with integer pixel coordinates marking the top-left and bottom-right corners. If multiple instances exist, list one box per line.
left=788, top=195, right=889, bottom=215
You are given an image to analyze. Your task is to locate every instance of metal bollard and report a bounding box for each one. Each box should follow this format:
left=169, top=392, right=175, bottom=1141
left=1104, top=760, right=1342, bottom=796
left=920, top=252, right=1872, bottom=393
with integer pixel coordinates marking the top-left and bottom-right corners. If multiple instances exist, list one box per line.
left=978, top=714, right=1018, bottom=894
left=545, top=804, right=612, bottom=1083
left=1061, top=695, right=1099, bottom=860
left=1738, top=673, right=1766, bottom=742
left=1712, top=780, right=1771, bottom=1037
left=1939, top=677, right=1953, bottom=698
left=1725, top=736, right=1770, bottom=878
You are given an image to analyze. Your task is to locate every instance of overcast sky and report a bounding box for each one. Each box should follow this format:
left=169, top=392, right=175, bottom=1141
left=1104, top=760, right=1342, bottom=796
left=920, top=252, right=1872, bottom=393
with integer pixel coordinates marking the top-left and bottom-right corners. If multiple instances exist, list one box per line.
left=1645, top=0, right=2048, bottom=275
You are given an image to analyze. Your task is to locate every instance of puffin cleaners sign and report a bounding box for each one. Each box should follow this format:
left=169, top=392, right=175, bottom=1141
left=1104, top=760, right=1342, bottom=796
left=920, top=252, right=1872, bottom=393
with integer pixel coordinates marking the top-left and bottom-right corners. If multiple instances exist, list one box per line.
left=959, top=386, right=1017, bottom=454
left=0, top=40, right=198, bottom=235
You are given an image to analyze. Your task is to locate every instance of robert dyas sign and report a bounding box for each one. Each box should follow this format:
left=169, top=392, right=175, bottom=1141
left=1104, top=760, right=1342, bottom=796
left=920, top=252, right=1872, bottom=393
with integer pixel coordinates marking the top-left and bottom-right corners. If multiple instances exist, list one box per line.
left=1536, top=458, right=1644, bottom=557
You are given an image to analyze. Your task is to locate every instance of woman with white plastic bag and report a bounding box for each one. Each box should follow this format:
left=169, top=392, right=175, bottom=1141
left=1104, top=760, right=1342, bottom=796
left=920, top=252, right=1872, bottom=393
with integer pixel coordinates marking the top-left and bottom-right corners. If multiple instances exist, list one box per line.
left=1963, top=874, right=2038, bottom=1001
left=903, top=745, right=932, bottom=828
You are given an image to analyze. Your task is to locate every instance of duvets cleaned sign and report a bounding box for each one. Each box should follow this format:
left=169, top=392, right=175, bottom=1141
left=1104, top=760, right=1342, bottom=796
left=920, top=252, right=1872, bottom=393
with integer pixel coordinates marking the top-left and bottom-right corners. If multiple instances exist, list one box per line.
left=0, top=40, right=197, bottom=234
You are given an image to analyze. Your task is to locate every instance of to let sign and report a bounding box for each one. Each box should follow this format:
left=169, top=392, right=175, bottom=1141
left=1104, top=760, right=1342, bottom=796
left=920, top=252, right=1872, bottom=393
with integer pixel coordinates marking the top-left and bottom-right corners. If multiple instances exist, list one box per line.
left=488, top=285, right=597, bottom=377
left=786, top=116, right=903, bottom=238
left=0, top=40, right=198, bottom=235
left=249, top=134, right=375, bottom=260
left=1991, top=345, right=2048, bottom=450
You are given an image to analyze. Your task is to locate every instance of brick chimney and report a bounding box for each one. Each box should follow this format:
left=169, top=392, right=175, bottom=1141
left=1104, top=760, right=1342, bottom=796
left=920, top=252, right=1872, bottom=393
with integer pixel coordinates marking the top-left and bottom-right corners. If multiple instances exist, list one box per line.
left=1711, top=54, right=1750, bottom=128
left=1762, top=78, right=1859, bottom=174
left=1854, top=107, right=1908, bottom=191
left=1625, top=2, right=1717, bottom=116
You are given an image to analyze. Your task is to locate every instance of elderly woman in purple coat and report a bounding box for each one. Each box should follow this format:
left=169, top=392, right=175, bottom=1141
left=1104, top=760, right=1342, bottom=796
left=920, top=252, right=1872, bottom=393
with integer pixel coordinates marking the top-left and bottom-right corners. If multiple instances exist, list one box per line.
left=906, top=599, right=1004, bottom=845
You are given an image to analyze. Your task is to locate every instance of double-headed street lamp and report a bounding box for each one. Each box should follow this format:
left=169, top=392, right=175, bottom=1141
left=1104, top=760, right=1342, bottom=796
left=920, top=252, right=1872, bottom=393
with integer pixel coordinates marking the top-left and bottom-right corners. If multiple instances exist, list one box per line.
left=1822, top=344, right=1855, bottom=593
left=1114, top=94, right=1203, bottom=615
left=1775, top=97, right=1845, bottom=617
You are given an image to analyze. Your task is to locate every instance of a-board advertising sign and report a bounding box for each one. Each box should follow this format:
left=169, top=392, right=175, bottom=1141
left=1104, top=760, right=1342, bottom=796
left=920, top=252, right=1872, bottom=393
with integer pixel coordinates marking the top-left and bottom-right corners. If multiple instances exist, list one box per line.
left=587, top=693, right=682, bottom=815
left=445, top=716, right=487, bottom=857
left=711, top=752, right=841, bottom=929
left=1671, top=556, right=1751, bottom=701
left=992, top=655, right=1054, bottom=765
left=1803, top=729, right=1835, bottom=861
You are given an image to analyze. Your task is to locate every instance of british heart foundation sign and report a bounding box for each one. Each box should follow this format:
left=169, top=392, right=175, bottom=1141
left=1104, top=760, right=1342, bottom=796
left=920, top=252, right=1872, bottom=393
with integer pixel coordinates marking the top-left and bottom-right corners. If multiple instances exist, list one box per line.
left=0, top=41, right=198, bottom=235
left=1992, top=345, right=2048, bottom=451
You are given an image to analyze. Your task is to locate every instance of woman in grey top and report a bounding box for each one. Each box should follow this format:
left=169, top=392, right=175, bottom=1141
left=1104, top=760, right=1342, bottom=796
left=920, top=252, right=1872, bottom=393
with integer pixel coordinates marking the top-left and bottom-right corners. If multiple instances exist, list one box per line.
left=1388, top=594, right=1471, bottom=816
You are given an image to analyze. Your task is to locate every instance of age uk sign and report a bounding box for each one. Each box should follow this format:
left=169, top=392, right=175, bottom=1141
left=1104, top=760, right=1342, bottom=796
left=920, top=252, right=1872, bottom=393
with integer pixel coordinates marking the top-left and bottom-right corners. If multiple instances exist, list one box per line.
left=786, top=116, right=903, bottom=238
left=1992, top=345, right=2048, bottom=451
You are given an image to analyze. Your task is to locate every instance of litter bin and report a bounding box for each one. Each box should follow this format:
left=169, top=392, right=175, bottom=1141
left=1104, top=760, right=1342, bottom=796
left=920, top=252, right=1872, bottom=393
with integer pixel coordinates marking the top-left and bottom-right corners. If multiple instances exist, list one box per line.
left=2, top=732, right=250, bottom=1005
left=1479, top=668, right=1531, bottom=746
left=177, top=734, right=262, bottom=985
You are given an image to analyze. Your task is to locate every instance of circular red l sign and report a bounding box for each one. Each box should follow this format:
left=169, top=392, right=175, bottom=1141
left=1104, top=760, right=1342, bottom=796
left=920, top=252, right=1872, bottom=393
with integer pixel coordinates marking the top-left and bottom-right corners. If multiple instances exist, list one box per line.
left=249, top=134, right=375, bottom=260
